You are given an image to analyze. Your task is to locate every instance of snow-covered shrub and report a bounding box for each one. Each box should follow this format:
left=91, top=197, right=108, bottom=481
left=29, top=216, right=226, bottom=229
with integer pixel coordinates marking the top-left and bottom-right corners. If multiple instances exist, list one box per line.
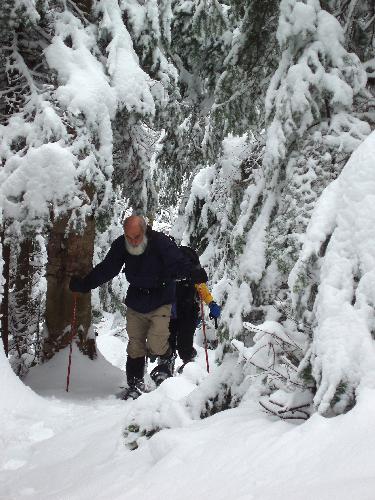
left=185, top=353, right=246, bottom=419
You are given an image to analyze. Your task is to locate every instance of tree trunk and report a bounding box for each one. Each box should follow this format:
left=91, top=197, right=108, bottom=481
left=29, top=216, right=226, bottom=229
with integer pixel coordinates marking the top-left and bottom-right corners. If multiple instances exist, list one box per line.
left=75, top=0, right=92, bottom=14
left=44, top=214, right=96, bottom=360
left=10, top=238, right=33, bottom=375
left=71, top=0, right=93, bottom=19
left=0, top=235, right=10, bottom=356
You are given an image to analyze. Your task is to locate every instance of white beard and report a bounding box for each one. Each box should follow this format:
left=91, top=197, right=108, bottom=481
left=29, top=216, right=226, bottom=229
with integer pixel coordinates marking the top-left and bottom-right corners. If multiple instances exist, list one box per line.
left=125, top=235, right=148, bottom=256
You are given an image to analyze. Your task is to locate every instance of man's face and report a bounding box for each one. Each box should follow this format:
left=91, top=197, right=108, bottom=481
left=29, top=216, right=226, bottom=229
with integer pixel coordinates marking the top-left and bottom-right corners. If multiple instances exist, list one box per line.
left=125, top=226, right=144, bottom=248
left=124, top=223, right=147, bottom=256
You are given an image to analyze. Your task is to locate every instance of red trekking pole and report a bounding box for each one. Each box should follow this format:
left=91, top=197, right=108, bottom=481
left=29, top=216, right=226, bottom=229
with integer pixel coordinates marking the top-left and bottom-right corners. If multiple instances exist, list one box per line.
left=66, top=293, right=78, bottom=392
left=199, top=296, right=210, bottom=373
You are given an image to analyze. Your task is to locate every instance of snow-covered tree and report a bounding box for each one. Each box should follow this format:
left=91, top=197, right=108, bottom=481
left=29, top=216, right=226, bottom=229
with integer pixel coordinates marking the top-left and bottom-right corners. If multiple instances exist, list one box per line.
left=211, top=0, right=279, bottom=137
left=289, top=130, right=375, bottom=415
left=154, top=0, right=233, bottom=207
left=255, top=0, right=372, bottom=416
left=0, top=0, right=178, bottom=367
left=0, top=0, right=67, bottom=366
left=177, top=0, right=374, bottom=418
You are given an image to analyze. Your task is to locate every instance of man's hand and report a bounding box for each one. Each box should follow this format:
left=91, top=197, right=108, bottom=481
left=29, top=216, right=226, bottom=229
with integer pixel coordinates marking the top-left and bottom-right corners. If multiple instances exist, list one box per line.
left=69, top=276, right=90, bottom=293
left=209, top=301, right=221, bottom=319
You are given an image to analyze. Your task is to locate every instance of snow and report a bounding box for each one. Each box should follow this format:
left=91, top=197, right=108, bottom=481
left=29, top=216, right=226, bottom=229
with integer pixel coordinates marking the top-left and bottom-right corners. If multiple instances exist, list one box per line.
left=290, top=130, right=375, bottom=413
left=0, top=143, right=77, bottom=222
left=14, top=0, right=39, bottom=23
left=25, top=345, right=125, bottom=400
left=95, top=0, right=156, bottom=115
left=45, top=11, right=117, bottom=125
left=2, top=1, right=375, bottom=497
left=0, top=342, right=45, bottom=413
left=1, top=318, right=375, bottom=499
left=266, top=0, right=369, bottom=170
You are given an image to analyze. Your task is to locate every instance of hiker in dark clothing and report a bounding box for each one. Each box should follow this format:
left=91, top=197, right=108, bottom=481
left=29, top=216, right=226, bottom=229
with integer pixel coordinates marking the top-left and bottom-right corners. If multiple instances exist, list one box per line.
left=168, top=246, right=221, bottom=371
left=69, top=215, right=207, bottom=399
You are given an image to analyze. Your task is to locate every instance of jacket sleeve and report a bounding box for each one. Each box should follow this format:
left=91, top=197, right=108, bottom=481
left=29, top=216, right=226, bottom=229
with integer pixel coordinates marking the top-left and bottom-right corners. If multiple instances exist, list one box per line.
left=195, top=283, right=214, bottom=305
left=81, top=236, right=125, bottom=290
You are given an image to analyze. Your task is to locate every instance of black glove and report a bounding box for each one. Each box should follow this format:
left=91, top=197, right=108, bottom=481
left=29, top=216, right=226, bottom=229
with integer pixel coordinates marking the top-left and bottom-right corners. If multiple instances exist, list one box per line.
left=69, top=275, right=90, bottom=293
left=190, top=267, right=208, bottom=284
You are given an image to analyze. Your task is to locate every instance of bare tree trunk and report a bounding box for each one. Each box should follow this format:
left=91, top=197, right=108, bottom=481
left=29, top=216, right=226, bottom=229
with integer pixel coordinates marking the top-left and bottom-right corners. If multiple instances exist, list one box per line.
left=0, top=234, right=10, bottom=356
left=44, top=214, right=96, bottom=360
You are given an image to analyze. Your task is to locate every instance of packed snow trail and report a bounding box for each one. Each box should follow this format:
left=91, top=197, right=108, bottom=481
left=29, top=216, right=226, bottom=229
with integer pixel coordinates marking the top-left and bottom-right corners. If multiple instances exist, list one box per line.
left=1, top=333, right=375, bottom=499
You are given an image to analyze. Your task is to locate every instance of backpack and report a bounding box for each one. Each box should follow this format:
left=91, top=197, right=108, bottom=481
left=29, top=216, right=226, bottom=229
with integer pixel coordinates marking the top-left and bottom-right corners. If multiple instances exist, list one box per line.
left=179, top=245, right=200, bottom=267
left=175, top=245, right=201, bottom=316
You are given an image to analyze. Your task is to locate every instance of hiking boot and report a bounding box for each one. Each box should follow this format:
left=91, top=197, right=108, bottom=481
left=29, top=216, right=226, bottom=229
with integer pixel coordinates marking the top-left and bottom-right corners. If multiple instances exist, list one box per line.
left=150, top=353, right=176, bottom=386
left=177, top=349, right=197, bottom=374
left=181, top=348, right=197, bottom=365
left=120, top=378, right=146, bottom=400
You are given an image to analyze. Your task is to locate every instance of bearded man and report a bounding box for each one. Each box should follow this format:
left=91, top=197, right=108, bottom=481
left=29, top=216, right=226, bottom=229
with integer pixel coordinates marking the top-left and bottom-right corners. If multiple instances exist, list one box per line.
left=69, top=215, right=207, bottom=399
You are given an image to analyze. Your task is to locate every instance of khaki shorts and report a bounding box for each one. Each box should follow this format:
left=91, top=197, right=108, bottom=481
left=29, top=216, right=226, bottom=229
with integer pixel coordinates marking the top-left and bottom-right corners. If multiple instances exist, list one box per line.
left=126, top=304, right=172, bottom=358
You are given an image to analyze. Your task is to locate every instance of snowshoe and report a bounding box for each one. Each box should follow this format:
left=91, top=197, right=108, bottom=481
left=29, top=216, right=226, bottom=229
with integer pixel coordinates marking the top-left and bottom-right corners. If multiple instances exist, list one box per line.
left=176, top=363, right=187, bottom=374
left=177, top=360, right=194, bottom=374
left=118, top=378, right=146, bottom=400
left=150, top=363, right=173, bottom=386
left=150, top=352, right=176, bottom=386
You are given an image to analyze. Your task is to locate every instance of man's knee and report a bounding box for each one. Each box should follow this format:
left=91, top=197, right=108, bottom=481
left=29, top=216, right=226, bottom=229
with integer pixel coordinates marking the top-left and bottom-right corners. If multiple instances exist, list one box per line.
left=147, top=335, right=170, bottom=357
left=147, top=304, right=171, bottom=356
left=127, top=339, right=147, bottom=358
left=126, top=307, right=148, bottom=357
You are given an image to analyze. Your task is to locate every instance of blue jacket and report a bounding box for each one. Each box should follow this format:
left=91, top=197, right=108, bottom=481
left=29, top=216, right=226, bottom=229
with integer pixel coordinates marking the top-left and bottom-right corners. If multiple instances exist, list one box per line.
left=81, top=227, right=204, bottom=313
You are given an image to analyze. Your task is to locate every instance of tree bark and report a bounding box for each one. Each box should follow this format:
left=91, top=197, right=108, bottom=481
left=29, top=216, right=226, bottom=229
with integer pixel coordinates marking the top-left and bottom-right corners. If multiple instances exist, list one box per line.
left=44, top=214, right=96, bottom=360
left=70, top=0, right=93, bottom=19
left=10, top=238, right=33, bottom=375
left=75, top=0, right=92, bottom=14
left=0, top=235, right=10, bottom=356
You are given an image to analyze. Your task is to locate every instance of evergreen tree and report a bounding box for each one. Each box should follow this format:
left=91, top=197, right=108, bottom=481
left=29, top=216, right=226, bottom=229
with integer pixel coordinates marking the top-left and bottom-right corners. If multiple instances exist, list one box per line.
left=155, top=0, right=232, bottom=207
left=92, top=0, right=180, bottom=313
left=212, top=0, right=279, bottom=137
left=0, top=0, right=59, bottom=367
left=0, top=0, right=175, bottom=366
left=256, top=0, right=371, bottom=415
left=178, top=0, right=373, bottom=418
left=95, top=0, right=176, bottom=219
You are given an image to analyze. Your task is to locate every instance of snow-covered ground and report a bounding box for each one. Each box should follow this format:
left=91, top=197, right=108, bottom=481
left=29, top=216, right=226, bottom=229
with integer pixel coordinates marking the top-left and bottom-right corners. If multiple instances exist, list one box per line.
left=1, top=317, right=375, bottom=500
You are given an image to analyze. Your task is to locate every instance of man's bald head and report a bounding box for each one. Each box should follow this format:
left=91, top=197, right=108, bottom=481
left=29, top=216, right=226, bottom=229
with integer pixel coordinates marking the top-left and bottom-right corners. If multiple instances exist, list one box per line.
left=123, top=215, right=148, bottom=255
left=124, top=215, right=146, bottom=233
